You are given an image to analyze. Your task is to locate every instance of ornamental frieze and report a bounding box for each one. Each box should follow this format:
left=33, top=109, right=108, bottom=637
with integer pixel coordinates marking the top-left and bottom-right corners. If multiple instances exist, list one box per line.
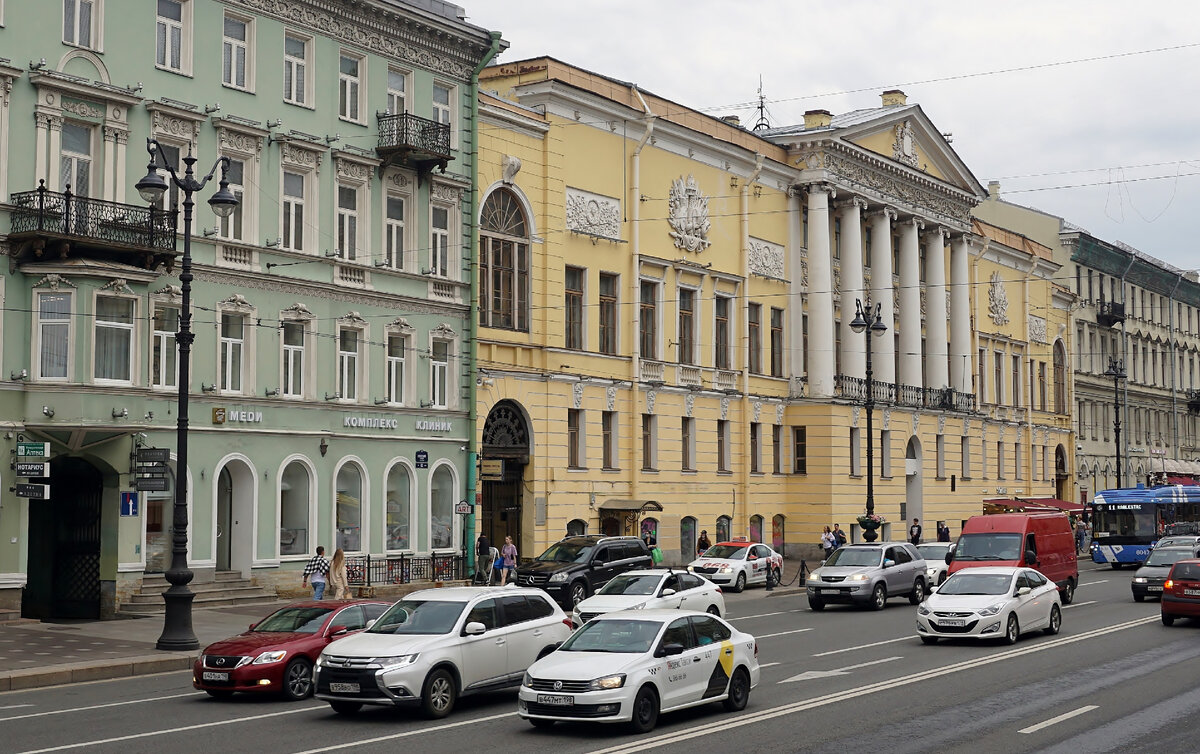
left=218, top=127, right=263, bottom=156
left=565, top=188, right=620, bottom=240
left=335, top=156, right=373, bottom=182
left=152, top=111, right=200, bottom=140
left=1028, top=315, right=1047, bottom=344
left=282, top=143, right=322, bottom=169
left=431, top=182, right=463, bottom=203
left=748, top=237, right=785, bottom=279
left=668, top=175, right=711, bottom=252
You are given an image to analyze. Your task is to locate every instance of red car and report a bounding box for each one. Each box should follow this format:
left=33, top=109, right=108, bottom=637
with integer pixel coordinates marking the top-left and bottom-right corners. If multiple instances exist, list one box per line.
left=1161, top=559, right=1200, bottom=626
left=193, top=600, right=391, bottom=700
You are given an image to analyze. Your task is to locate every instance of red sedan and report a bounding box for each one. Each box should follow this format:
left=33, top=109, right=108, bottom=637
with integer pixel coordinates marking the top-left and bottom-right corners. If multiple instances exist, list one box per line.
left=1161, top=559, right=1200, bottom=626
left=193, top=600, right=391, bottom=700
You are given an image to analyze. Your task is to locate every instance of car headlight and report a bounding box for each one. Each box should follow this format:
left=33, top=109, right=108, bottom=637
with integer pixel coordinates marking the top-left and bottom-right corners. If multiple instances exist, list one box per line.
left=252, top=650, right=287, bottom=665
left=848, top=573, right=870, bottom=581
left=522, top=671, right=533, bottom=688
left=548, top=572, right=569, bottom=583
left=807, top=574, right=822, bottom=583
left=687, top=566, right=695, bottom=573
left=719, top=566, right=733, bottom=573
left=372, top=654, right=419, bottom=670
left=917, top=604, right=930, bottom=616
left=588, top=673, right=626, bottom=691
left=628, top=602, right=648, bottom=610
left=1133, top=577, right=1148, bottom=583
left=978, top=603, right=1005, bottom=617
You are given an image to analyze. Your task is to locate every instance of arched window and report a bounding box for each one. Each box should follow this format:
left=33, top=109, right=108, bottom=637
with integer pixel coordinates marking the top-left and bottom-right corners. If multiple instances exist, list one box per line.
left=1053, top=340, right=1067, bottom=414
left=641, top=517, right=659, bottom=544
left=749, top=515, right=764, bottom=543
left=567, top=518, right=588, bottom=536
left=716, top=515, right=731, bottom=543
left=430, top=465, right=454, bottom=549
left=335, top=463, right=363, bottom=552
left=479, top=188, right=530, bottom=332
left=386, top=463, right=412, bottom=551
left=680, top=516, right=697, bottom=561
left=772, top=514, right=786, bottom=552
left=279, top=461, right=311, bottom=556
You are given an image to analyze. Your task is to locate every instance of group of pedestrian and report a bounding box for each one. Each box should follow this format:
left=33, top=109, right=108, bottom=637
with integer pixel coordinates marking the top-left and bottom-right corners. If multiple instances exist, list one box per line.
left=820, top=524, right=848, bottom=558
left=300, top=545, right=350, bottom=600
left=474, top=533, right=519, bottom=584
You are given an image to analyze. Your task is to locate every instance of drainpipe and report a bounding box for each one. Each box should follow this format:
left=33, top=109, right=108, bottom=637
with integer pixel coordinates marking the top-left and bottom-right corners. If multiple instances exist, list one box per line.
left=1118, top=252, right=1136, bottom=485
left=630, top=87, right=656, bottom=501
left=1169, top=272, right=1185, bottom=460
left=1021, top=258, right=1034, bottom=487
left=466, top=31, right=503, bottom=575
left=740, top=155, right=765, bottom=535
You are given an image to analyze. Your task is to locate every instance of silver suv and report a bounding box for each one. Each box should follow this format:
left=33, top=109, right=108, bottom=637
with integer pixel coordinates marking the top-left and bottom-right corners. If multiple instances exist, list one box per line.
left=806, top=542, right=927, bottom=611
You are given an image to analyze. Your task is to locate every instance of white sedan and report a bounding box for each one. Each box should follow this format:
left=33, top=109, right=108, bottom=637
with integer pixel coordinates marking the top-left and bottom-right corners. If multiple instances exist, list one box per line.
left=916, top=566, right=1062, bottom=645
left=518, top=610, right=760, bottom=733
left=686, top=541, right=782, bottom=592
left=916, top=543, right=952, bottom=586
left=572, top=570, right=724, bottom=626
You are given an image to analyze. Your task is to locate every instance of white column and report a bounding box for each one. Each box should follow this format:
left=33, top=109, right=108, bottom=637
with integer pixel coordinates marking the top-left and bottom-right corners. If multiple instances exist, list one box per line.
left=924, top=228, right=949, bottom=389
left=788, top=191, right=806, bottom=384
left=103, top=127, right=116, bottom=201
left=949, top=234, right=972, bottom=394
left=47, top=116, right=63, bottom=191
left=838, top=197, right=866, bottom=380
left=897, top=218, right=923, bottom=387
left=868, top=207, right=897, bottom=384
left=805, top=185, right=836, bottom=397
left=34, top=112, right=51, bottom=188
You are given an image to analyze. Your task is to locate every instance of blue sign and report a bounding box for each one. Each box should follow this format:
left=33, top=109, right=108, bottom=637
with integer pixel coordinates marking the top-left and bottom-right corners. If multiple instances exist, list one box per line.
left=120, top=491, right=139, bottom=517
left=415, top=450, right=429, bottom=469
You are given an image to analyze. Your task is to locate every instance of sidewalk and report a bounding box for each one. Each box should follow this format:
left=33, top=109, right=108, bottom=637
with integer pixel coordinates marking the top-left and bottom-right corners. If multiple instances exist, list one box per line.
left=0, top=599, right=291, bottom=692
left=765, top=558, right=812, bottom=598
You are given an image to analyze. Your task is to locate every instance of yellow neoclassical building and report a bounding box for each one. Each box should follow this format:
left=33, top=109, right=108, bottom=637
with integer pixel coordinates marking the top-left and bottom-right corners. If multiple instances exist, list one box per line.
left=472, top=57, right=1074, bottom=565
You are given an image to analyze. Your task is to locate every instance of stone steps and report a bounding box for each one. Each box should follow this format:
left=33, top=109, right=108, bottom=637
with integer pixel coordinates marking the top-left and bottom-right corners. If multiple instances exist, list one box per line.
left=119, top=571, right=277, bottom=615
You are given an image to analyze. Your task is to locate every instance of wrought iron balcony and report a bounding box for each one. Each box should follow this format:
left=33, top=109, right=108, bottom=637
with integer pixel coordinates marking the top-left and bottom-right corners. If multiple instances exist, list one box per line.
left=1097, top=300, right=1125, bottom=328
left=1188, top=390, right=1200, bottom=415
left=376, top=112, right=452, bottom=174
left=8, top=182, right=178, bottom=271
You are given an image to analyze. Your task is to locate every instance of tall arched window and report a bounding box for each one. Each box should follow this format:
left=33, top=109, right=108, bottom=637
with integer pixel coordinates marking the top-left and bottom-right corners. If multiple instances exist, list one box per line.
left=1053, top=340, right=1067, bottom=414
left=430, top=465, right=454, bottom=549
left=771, top=514, right=786, bottom=552
left=716, top=515, right=731, bottom=543
left=279, top=461, right=311, bottom=556
left=680, top=516, right=697, bottom=561
left=479, top=188, right=530, bottom=331
left=335, top=463, right=363, bottom=552
left=386, top=463, right=412, bottom=551
left=749, top=515, right=764, bottom=543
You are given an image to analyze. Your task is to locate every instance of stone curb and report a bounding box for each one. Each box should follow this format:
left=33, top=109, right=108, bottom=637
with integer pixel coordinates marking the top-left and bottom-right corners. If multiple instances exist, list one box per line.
left=0, top=653, right=193, bottom=692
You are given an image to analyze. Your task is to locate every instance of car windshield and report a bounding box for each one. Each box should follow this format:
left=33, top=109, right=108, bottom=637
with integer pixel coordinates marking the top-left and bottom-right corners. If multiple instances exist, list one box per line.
left=938, top=573, right=1013, bottom=595
left=702, top=545, right=747, bottom=560
left=559, top=619, right=662, bottom=654
left=598, top=573, right=662, bottom=596
left=953, top=533, right=1023, bottom=561
left=367, top=599, right=466, bottom=635
left=537, top=541, right=594, bottom=563
left=253, top=607, right=333, bottom=633
left=823, top=548, right=882, bottom=567
left=1156, top=537, right=1196, bottom=549
left=917, top=544, right=950, bottom=559
left=1171, top=563, right=1200, bottom=580
left=1146, top=548, right=1193, bottom=567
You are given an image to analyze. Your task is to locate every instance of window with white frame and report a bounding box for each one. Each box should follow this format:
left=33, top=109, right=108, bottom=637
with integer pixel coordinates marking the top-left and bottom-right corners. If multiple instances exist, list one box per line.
left=432, top=82, right=454, bottom=143
left=338, top=52, right=364, bottom=122
left=430, top=339, right=449, bottom=408
left=681, top=417, right=695, bottom=471
left=750, top=422, right=762, bottom=473
left=94, top=296, right=134, bottom=383
left=151, top=305, right=179, bottom=389
left=282, top=170, right=306, bottom=251
left=714, top=295, right=731, bottom=369
left=386, top=68, right=407, bottom=114
left=565, top=266, right=584, bottom=349
left=63, top=0, right=98, bottom=49
left=222, top=13, right=252, bottom=90
left=37, top=292, right=72, bottom=380
left=283, top=33, right=310, bottom=105
left=642, top=414, right=657, bottom=470
left=218, top=157, right=245, bottom=241
left=386, top=334, right=407, bottom=404
left=717, top=419, right=730, bottom=472
left=772, top=424, right=783, bottom=474
left=430, top=205, right=450, bottom=277
left=281, top=321, right=305, bottom=398
left=385, top=194, right=406, bottom=269
left=602, top=410, right=618, bottom=470
left=677, top=288, right=695, bottom=365
left=849, top=427, right=861, bottom=476
left=60, top=122, right=93, bottom=199
left=336, top=183, right=358, bottom=260
left=338, top=328, right=360, bottom=401
left=385, top=463, right=411, bottom=551
left=279, top=461, right=311, bottom=556
left=155, top=0, right=189, bottom=74
left=220, top=313, right=245, bottom=392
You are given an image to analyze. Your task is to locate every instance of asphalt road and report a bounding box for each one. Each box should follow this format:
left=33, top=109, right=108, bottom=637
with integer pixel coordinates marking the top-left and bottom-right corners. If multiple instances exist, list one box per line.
left=3, top=564, right=1199, bottom=754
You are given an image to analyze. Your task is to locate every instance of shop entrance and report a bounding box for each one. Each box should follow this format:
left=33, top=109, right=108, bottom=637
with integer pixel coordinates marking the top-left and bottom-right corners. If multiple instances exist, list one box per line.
left=23, top=456, right=104, bottom=619
left=481, top=401, right=530, bottom=552
left=215, top=458, right=255, bottom=577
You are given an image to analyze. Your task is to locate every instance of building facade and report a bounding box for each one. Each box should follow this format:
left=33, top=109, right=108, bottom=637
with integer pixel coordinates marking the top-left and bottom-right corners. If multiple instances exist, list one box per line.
left=0, top=0, right=502, bottom=618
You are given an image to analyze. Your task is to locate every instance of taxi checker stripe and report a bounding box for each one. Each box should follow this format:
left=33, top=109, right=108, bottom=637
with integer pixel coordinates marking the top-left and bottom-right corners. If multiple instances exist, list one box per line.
left=585, top=614, right=1160, bottom=754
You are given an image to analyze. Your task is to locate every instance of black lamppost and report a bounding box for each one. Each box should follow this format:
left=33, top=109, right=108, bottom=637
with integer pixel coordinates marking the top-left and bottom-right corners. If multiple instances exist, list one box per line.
left=850, top=298, right=888, bottom=528
left=136, top=139, right=238, bottom=651
left=1104, top=357, right=1127, bottom=489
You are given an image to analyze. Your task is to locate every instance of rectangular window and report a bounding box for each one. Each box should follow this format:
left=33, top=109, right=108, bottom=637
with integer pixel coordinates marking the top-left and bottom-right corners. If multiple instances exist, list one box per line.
left=386, top=334, right=406, bottom=404
left=677, top=288, right=695, bottom=364
left=772, top=425, right=784, bottom=474
left=151, top=306, right=179, bottom=389
left=61, top=121, right=93, bottom=199
left=748, top=303, right=762, bottom=374
left=219, top=158, right=245, bottom=241
left=833, top=219, right=841, bottom=260
left=155, top=0, right=184, bottom=72
left=568, top=409, right=583, bottom=468
left=641, top=413, right=656, bottom=470
left=681, top=417, right=695, bottom=471
left=599, top=273, right=618, bottom=355
left=220, top=313, right=244, bottom=392
left=961, top=436, right=970, bottom=478
left=881, top=429, right=892, bottom=477
left=717, top=420, right=730, bottom=473
left=282, top=322, right=305, bottom=398
left=387, top=68, right=407, bottom=114
left=993, top=350, right=1004, bottom=405
left=432, top=82, right=453, bottom=138
left=936, top=434, right=946, bottom=478
left=565, top=266, right=584, bottom=350
left=336, top=184, right=358, bottom=259
left=714, top=296, right=731, bottom=369
left=1012, top=354, right=1021, bottom=407
left=996, top=442, right=1005, bottom=479
left=1014, top=442, right=1022, bottom=480
left=639, top=281, right=658, bottom=360
left=981, top=436, right=989, bottom=478
left=94, top=296, right=133, bottom=382
left=63, top=0, right=95, bottom=48
left=430, top=206, right=450, bottom=277
left=864, top=227, right=873, bottom=267
left=338, top=53, right=362, bottom=122
left=750, top=422, right=761, bottom=473
left=283, top=33, right=308, bottom=105
left=431, top=340, right=449, bottom=408
left=38, top=293, right=71, bottom=380
left=602, top=411, right=617, bottom=470
left=385, top=195, right=405, bottom=269
left=977, top=348, right=986, bottom=403
left=770, top=308, right=785, bottom=377
left=222, top=14, right=249, bottom=89
left=338, top=330, right=359, bottom=400
left=282, top=170, right=305, bottom=251
left=850, top=427, right=861, bottom=476
left=793, top=426, right=807, bottom=474
left=1038, top=362, right=1047, bottom=411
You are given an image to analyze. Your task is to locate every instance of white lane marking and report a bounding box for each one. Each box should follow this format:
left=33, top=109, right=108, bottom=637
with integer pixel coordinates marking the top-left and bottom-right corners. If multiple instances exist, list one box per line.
left=754, top=628, right=814, bottom=639
left=1063, top=601, right=1096, bottom=610
left=0, top=705, right=33, bottom=711
left=1018, top=705, right=1099, bottom=734
left=758, top=662, right=781, bottom=669
left=728, top=609, right=804, bottom=621
left=812, top=635, right=912, bottom=657
left=0, top=692, right=202, bottom=723
left=585, top=615, right=1158, bottom=754
left=1079, top=580, right=1108, bottom=587
left=16, top=705, right=320, bottom=753
left=779, top=656, right=902, bottom=683
left=289, top=711, right=515, bottom=754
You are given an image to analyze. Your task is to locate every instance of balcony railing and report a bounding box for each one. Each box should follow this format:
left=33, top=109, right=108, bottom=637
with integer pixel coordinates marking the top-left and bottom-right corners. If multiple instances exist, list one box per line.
left=1097, top=300, right=1125, bottom=328
left=640, top=360, right=664, bottom=383
left=678, top=365, right=702, bottom=387
left=376, top=112, right=452, bottom=170
left=837, top=375, right=976, bottom=412
left=9, top=182, right=177, bottom=268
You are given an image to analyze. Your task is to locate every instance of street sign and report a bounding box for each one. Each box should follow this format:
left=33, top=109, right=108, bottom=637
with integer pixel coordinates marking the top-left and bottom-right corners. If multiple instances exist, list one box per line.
left=120, top=491, right=139, bottom=517
left=15, top=483, right=50, bottom=499
left=480, top=459, right=503, bottom=480
left=14, top=461, right=49, bottom=477
left=415, top=450, right=429, bottom=469
left=135, top=476, right=170, bottom=492
left=455, top=500, right=471, bottom=515
left=16, top=442, right=50, bottom=458
left=135, top=462, right=169, bottom=475
left=136, top=447, right=171, bottom=463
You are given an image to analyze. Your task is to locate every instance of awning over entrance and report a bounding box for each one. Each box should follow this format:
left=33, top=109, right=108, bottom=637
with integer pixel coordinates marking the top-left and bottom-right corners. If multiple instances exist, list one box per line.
left=1018, top=497, right=1086, bottom=513
left=598, top=499, right=663, bottom=513
left=1167, top=476, right=1198, bottom=486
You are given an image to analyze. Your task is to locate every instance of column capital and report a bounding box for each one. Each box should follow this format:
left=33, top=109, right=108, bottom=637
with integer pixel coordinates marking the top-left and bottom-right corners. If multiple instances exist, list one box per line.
left=802, top=181, right=837, bottom=200
left=834, top=196, right=869, bottom=213
left=921, top=225, right=950, bottom=243
left=866, top=206, right=898, bottom=222
left=899, top=216, right=924, bottom=232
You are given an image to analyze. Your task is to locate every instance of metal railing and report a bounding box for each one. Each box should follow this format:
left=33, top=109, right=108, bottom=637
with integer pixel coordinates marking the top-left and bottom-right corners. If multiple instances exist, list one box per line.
left=9, top=182, right=177, bottom=252
left=346, top=553, right=465, bottom=587
left=376, top=112, right=451, bottom=157
left=836, top=375, right=976, bottom=412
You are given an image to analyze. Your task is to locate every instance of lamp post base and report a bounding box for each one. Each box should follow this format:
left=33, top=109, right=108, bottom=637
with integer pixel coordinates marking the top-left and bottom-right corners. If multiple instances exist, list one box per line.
left=156, top=586, right=199, bottom=651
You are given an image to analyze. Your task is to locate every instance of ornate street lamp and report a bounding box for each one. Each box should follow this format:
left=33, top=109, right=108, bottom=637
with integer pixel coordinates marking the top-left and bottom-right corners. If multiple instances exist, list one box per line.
left=1103, top=357, right=1126, bottom=489
left=136, top=139, right=237, bottom=651
left=850, top=298, right=888, bottom=540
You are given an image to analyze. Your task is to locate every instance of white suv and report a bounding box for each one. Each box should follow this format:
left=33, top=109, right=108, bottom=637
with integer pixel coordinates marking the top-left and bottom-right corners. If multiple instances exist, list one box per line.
left=314, top=586, right=571, bottom=718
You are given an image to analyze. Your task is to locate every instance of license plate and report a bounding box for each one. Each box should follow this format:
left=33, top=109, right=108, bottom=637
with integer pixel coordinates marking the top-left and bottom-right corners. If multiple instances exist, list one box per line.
left=1149, top=586, right=1164, bottom=592
left=201, top=671, right=229, bottom=681
left=329, top=682, right=360, bottom=694
left=1185, top=589, right=1200, bottom=596
left=536, top=694, right=574, bottom=706
left=938, top=619, right=966, bottom=627
left=821, top=589, right=839, bottom=595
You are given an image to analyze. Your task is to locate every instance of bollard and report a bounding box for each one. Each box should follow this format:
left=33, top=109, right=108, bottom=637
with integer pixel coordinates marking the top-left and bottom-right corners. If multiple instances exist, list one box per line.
left=765, top=564, right=776, bottom=591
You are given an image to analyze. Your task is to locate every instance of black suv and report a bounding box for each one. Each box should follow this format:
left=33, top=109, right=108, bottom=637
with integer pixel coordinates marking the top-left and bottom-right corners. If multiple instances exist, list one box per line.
left=513, top=535, right=654, bottom=608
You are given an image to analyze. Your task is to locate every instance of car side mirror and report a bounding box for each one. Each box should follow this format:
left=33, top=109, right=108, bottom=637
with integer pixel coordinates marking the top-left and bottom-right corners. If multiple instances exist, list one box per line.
left=365, top=619, right=376, bottom=630
left=463, top=621, right=487, bottom=636
left=944, top=551, right=954, bottom=564
left=1024, top=549, right=1037, bottom=564
left=328, top=625, right=349, bottom=637
left=248, top=622, right=258, bottom=631
left=1016, top=586, right=1031, bottom=596
left=883, top=559, right=895, bottom=568
left=656, top=642, right=685, bottom=658
left=660, top=588, right=676, bottom=597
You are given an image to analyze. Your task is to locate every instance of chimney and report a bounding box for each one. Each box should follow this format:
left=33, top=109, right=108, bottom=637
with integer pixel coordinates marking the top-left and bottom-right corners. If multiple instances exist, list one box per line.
left=721, top=115, right=741, bottom=127
left=881, top=89, right=907, bottom=107
left=988, top=181, right=1001, bottom=199
left=803, top=109, right=833, bottom=130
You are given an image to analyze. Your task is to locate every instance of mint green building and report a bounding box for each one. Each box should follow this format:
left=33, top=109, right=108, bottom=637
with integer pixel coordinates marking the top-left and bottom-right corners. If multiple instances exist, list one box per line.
left=0, top=0, right=503, bottom=618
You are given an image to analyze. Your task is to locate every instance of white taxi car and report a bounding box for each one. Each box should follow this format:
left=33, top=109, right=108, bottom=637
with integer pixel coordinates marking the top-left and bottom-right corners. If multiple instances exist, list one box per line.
left=916, top=566, right=1062, bottom=645
left=518, top=609, right=759, bottom=733
left=686, top=541, right=782, bottom=592
left=571, top=569, right=725, bottom=626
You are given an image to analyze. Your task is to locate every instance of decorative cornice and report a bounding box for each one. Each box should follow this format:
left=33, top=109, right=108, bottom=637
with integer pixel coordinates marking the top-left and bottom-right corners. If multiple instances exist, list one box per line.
left=339, top=310, right=368, bottom=326
left=218, top=293, right=255, bottom=313
left=334, top=154, right=377, bottom=182
left=191, top=270, right=460, bottom=313
left=98, top=278, right=134, bottom=295
left=32, top=273, right=76, bottom=290
left=281, top=302, right=316, bottom=319
left=387, top=316, right=415, bottom=334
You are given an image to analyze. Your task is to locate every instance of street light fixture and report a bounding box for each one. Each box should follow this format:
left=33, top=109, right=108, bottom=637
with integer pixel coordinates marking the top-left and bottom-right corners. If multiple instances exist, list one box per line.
left=850, top=298, right=888, bottom=531
left=1103, top=357, right=1126, bottom=489
left=137, top=138, right=237, bottom=651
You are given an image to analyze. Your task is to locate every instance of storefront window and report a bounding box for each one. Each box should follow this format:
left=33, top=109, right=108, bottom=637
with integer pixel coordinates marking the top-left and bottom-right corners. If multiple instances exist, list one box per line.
left=386, top=463, right=411, bottom=551
left=336, top=463, right=363, bottom=552
left=430, top=465, right=454, bottom=550
left=749, top=515, right=764, bottom=543
left=279, top=461, right=310, bottom=556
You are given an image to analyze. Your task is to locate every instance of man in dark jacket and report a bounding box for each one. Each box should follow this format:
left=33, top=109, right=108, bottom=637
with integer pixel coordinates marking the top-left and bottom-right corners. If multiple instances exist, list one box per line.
left=909, top=518, right=922, bottom=545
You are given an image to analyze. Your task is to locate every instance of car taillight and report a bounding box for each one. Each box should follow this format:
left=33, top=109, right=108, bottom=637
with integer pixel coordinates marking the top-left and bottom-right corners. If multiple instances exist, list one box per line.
left=1165, top=579, right=1174, bottom=590
left=563, top=618, right=574, bottom=630
left=753, top=641, right=758, bottom=659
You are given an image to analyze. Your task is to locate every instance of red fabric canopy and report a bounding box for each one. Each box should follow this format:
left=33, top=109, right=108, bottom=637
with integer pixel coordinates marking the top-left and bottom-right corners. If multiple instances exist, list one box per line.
left=1167, top=476, right=1197, bottom=486
left=1018, top=497, right=1086, bottom=513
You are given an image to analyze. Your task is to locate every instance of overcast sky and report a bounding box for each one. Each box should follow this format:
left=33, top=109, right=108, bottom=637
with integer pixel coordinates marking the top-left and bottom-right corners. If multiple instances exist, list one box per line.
left=468, top=1, right=1200, bottom=270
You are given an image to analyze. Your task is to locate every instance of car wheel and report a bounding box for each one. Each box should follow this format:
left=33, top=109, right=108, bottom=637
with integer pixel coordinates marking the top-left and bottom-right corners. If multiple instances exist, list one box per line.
left=870, top=583, right=887, bottom=611
left=282, top=657, right=314, bottom=701
left=1060, top=579, right=1075, bottom=605
left=204, top=689, right=234, bottom=699
left=1133, top=593, right=1145, bottom=603
left=706, top=604, right=721, bottom=617
left=421, top=668, right=457, bottom=719
left=628, top=685, right=660, bottom=734
left=1162, top=613, right=1176, bottom=626
left=722, top=666, right=751, bottom=712
left=570, top=581, right=589, bottom=607
left=1044, top=604, right=1062, bottom=636
left=909, top=578, right=926, bottom=605
left=732, top=572, right=747, bottom=593
left=1003, top=614, right=1020, bottom=645
left=528, top=718, right=555, bottom=729
left=808, top=598, right=825, bottom=612
left=920, top=636, right=938, bottom=645
left=329, top=701, right=362, bottom=715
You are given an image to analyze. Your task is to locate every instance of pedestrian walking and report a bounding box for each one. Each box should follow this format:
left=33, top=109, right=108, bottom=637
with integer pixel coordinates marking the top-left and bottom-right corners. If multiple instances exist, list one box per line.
left=909, top=518, right=923, bottom=545
left=328, top=548, right=349, bottom=600
left=474, top=534, right=491, bottom=584
left=696, top=529, right=712, bottom=557
left=820, top=526, right=836, bottom=559
left=301, top=546, right=330, bottom=600
left=832, top=524, right=847, bottom=548
left=500, top=535, right=518, bottom=584
left=937, top=521, right=951, bottom=542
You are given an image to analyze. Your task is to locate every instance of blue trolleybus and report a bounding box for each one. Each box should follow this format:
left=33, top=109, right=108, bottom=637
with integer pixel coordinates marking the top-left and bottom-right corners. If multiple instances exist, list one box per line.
left=1091, top=485, right=1200, bottom=567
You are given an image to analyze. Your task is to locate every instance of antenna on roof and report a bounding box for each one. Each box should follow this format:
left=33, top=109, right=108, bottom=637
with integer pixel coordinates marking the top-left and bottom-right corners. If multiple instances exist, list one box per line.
left=752, top=76, right=770, bottom=132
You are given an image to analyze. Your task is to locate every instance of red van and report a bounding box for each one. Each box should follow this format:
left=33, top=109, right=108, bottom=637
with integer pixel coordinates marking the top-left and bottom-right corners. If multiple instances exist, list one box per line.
left=946, top=513, right=1078, bottom=604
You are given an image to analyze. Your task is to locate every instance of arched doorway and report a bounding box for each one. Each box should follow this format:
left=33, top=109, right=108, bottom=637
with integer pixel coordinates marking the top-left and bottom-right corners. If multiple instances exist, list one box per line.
left=481, top=400, right=530, bottom=551
left=215, top=457, right=255, bottom=577
left=680, top=516, right=696, bottom=562
left=23, top=456, right=104, bottom=619
left=905, top=437, right=924, bottom=537
left=1055, top=445, right=1071, bottom=500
